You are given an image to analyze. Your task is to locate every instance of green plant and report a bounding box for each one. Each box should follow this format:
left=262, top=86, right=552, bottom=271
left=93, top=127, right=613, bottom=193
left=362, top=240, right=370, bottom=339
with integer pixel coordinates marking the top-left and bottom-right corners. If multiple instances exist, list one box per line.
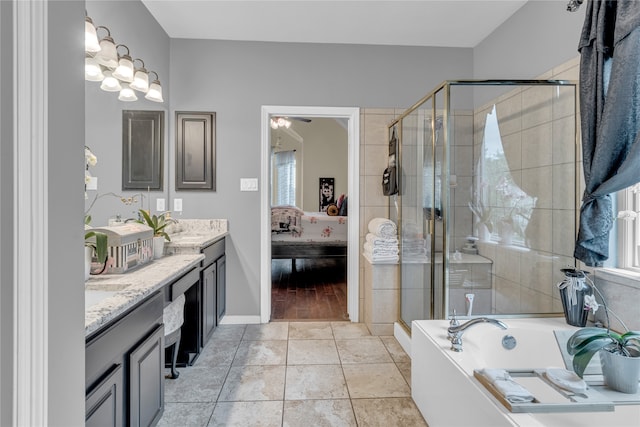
left=137, top=209, right=173, bottom=241
left=84, top=214, right=108, bottom=265
left=567, top=328, right=640, bottom=377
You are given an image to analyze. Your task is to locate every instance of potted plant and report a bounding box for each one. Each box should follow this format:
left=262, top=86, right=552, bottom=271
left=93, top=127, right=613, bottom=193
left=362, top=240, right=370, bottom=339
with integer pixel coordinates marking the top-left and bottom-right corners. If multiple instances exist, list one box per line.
left=84, top=215, right=108, bottom=280
left=137, top=209, right=173, bottom=259
left=566, top=286, right=640, bottom=394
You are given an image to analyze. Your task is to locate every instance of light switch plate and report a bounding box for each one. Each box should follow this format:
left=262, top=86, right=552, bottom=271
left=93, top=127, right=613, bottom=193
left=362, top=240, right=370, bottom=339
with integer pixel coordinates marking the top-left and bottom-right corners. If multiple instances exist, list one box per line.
left=156, top=198, right=165, bottom=211
left=173, top=198, right=183, bottom=212
left=240, top=178, right=259, bottom=192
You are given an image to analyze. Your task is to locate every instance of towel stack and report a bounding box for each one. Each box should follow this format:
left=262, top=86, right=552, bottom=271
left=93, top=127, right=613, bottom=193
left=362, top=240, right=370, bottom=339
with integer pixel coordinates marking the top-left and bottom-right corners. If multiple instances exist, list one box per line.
left=364, top=218, right=399, bottom=262
left=401, top=222, right=427, bottom=261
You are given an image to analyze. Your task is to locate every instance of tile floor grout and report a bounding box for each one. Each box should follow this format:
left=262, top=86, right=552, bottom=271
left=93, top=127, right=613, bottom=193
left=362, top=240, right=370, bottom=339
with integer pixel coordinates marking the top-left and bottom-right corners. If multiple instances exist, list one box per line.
left=158, top=321, right=428, bottom=426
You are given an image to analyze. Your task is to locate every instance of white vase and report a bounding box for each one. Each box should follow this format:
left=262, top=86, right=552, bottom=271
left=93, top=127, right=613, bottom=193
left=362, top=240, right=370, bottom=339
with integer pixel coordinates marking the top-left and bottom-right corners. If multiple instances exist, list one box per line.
left=84, top=246, right=92, bottom=280
left=600, top=348, right=640, bottom=394
left=153, top=236, right=165, bottom=259
left=478, top=223, right=491, bottom=242
left=499, top=221, right=514, bottom=245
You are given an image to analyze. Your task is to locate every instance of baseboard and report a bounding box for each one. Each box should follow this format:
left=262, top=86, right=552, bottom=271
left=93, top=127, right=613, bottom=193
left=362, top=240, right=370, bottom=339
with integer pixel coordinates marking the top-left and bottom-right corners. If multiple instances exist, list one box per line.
left=394, top=322, right=412, bottom=358
left=219, top=315, right=262, bottom=325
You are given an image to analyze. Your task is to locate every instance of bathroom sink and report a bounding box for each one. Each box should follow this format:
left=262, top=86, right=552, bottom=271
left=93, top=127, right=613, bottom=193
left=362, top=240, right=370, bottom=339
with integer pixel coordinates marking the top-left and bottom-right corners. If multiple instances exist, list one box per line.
left=85, top=290, right=118, bottom=309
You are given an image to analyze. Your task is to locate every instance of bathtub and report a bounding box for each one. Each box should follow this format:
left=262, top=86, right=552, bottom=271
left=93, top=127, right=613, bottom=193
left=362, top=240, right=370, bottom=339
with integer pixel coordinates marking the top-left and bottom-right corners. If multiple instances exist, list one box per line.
left=411, top=317, right=640, bottom=426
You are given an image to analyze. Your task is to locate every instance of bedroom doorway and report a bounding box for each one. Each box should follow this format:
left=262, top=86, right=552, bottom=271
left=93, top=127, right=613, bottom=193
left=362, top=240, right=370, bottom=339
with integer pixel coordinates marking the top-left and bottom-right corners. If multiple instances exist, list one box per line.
left=260, top=106, right=360, bottom=323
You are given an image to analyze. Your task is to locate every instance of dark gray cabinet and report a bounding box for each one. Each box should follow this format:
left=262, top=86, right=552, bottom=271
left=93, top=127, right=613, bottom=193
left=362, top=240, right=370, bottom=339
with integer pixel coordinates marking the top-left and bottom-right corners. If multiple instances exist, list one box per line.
left=85, top=364, right=123, bottom=427
left=216, top=254, right=226, bottom=322
left=129, top=324, right=164, bottom=427
left=86, top=291, right=164, bottom=427
left=175, top=112, right=216, bottom=191
left=122, top=110, right=164, bottom=190
left=202, top=262, right=217, bottom=342
left=199, top=238, right=225, bottom=348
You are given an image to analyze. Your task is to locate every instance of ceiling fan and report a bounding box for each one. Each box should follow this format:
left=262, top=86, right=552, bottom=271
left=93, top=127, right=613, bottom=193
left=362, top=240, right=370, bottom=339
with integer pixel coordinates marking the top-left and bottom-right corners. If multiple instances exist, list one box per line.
left=270, top=116, right=311, bottom=129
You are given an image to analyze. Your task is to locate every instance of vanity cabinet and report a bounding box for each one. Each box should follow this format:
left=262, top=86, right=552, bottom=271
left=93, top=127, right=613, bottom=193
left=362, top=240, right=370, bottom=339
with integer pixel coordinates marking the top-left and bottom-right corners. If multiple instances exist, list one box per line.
left=85, top=291, right=164, bottom=427
left=200, top=238, right=225, bottom=344
left=216, top=254, right=226, bottom=322
left=85, top=364, right=123, bottom=427
left=202, top=262, right=217, bottom=342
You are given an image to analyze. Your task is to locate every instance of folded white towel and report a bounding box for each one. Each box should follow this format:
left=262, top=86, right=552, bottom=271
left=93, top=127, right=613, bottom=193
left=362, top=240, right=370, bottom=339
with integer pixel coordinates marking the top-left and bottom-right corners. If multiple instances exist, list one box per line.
left=364, top=252, right=399, bottom=262
left=493, top=379, right=535, bottom=403
left=368, top=218, right=397, bottom=239
left=364, top=242, right=399, bottom=256
left=544, top=368, right=588, bottom=395
left=480, top=368, right=511, bottom=383
left=366, top=233, right=399, bottom=247
left=478, top=369, right=534, bottom=403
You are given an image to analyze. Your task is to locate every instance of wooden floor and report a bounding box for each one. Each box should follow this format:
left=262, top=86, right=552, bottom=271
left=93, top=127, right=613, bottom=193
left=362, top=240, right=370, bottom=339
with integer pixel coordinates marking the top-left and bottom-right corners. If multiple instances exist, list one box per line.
left=271, top=258, right=349, bottom=321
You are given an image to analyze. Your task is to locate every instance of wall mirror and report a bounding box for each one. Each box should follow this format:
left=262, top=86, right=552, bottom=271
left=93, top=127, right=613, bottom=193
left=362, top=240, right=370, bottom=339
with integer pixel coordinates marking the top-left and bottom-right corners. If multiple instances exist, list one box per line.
left=122, top=110, right=164, bottom=190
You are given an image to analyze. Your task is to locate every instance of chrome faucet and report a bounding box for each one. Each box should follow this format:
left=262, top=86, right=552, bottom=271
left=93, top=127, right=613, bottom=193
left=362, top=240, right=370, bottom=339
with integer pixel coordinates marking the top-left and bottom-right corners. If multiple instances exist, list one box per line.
left=447, top=317, right=508, bottom=352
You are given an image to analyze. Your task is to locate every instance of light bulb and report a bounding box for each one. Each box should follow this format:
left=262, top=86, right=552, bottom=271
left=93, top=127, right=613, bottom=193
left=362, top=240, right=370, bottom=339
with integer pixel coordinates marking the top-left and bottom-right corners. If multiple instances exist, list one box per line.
left=85, top=17, right=101, bottom=53
left=100, top=70, right=122, bottom=92
left=113, top=55, right=134, bottom=82
left=95, top=36, right=118, bottom=69
left=130, top=69, right=149, bottom=92
left=145, top=81, right=164, bottom=103
left=85, top=57, right=104, bottom=81
left=118, top=83, right=138, bottom=102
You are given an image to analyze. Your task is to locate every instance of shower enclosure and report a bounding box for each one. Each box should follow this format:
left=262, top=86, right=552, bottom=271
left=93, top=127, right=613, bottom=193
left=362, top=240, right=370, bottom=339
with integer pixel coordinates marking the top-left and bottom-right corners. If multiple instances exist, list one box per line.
left=390, top=80, right=579, bottom=332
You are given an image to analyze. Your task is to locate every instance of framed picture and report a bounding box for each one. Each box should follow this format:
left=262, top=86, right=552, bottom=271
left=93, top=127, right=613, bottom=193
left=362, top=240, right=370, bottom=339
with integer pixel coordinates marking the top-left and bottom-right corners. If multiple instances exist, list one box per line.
left=319, top=177, right=335, bottom=212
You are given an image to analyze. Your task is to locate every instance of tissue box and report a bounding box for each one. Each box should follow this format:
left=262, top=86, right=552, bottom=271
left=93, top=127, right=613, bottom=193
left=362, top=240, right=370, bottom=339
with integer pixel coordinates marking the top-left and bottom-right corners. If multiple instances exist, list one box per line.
left=91, top=223, right=154, bottom=273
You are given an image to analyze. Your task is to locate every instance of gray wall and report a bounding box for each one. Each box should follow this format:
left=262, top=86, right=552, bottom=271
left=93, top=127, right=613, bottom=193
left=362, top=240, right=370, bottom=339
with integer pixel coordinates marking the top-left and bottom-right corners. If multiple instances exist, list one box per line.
left=85, top=1, right=171, bottom=224
left=169, top=39, right=472, bottom=316
left=0, top=2, right=14, bottom=425
left=473, top=0, right=585, bottom=79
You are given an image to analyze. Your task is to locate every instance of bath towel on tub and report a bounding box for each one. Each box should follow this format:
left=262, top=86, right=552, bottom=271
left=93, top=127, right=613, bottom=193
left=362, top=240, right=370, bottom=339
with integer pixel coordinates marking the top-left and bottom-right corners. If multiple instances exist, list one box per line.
left=368, top=218, right=397, bottom=239
left=478, top=369, right=535, bottom=403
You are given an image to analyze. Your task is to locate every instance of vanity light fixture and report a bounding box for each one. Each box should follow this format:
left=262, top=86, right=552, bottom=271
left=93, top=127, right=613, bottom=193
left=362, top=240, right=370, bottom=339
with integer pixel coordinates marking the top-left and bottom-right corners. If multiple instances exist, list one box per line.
left=85, top=55, right=104, bottom=82
left=129, top=59, right=149, bottom=92
left=145, top=71, right=164, bottom=103
left=85, top=16, right=101, bottom=53
left=118, top=83, right=138, bottom=102
left=86, top=15, right=163, bottom=103
left=94, top=26, right=118, bottom=69
left=113, top=44, right=134, bottom=83
left=100, top=70, right=122, bottom=92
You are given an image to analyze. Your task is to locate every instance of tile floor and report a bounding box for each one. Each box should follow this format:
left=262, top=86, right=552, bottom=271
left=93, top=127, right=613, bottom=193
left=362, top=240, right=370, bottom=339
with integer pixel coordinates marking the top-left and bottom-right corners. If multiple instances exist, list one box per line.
left=158, top=321, right=428, bottom=427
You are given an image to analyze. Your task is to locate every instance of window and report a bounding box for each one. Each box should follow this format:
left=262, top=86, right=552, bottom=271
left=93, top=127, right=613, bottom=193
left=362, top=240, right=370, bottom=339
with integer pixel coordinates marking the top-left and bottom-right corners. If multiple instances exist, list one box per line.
left=617, top=184, right=640, bottom=271
left=272, top=150, right=296, bottom=206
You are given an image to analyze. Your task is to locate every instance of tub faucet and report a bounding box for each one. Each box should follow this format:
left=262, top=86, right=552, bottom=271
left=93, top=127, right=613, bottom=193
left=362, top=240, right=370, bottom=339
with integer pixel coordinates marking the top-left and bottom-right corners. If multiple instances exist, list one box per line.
left=447, top=317, right=508, bottom=352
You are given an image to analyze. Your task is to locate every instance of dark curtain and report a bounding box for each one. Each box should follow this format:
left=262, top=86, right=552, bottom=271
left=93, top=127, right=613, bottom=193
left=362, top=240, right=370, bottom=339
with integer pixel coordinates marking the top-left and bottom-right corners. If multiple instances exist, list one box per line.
left=575, top=0, right=640, bottom=266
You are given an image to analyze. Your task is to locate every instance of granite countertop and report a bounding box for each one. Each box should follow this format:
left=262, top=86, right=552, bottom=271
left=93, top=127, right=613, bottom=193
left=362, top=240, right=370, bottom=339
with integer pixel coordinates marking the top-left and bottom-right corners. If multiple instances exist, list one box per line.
left=85, top=254, right=204, bottom=337
left=164, top=218, right=228, bottom=254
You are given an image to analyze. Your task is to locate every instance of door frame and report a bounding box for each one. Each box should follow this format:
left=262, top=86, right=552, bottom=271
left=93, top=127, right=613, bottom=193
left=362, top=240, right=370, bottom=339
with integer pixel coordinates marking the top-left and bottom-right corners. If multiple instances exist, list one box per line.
left=260, top=106, right=360, bottom=323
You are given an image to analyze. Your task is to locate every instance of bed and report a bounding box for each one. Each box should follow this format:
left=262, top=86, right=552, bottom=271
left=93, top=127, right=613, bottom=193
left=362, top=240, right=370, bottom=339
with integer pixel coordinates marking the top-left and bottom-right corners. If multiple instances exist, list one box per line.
left=271, top=207, right=348, bottom=270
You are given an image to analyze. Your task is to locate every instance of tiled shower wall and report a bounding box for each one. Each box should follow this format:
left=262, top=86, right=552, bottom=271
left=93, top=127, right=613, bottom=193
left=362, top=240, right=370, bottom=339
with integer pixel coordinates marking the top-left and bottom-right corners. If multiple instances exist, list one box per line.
left=474, top=56, right=581, bottom=314
left=358, top=109, right=403, bottom=326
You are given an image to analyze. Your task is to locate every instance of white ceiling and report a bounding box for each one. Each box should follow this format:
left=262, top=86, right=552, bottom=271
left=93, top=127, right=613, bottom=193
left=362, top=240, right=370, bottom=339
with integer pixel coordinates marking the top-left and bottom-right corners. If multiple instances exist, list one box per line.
left=141, top=0, right=529, bottom=48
